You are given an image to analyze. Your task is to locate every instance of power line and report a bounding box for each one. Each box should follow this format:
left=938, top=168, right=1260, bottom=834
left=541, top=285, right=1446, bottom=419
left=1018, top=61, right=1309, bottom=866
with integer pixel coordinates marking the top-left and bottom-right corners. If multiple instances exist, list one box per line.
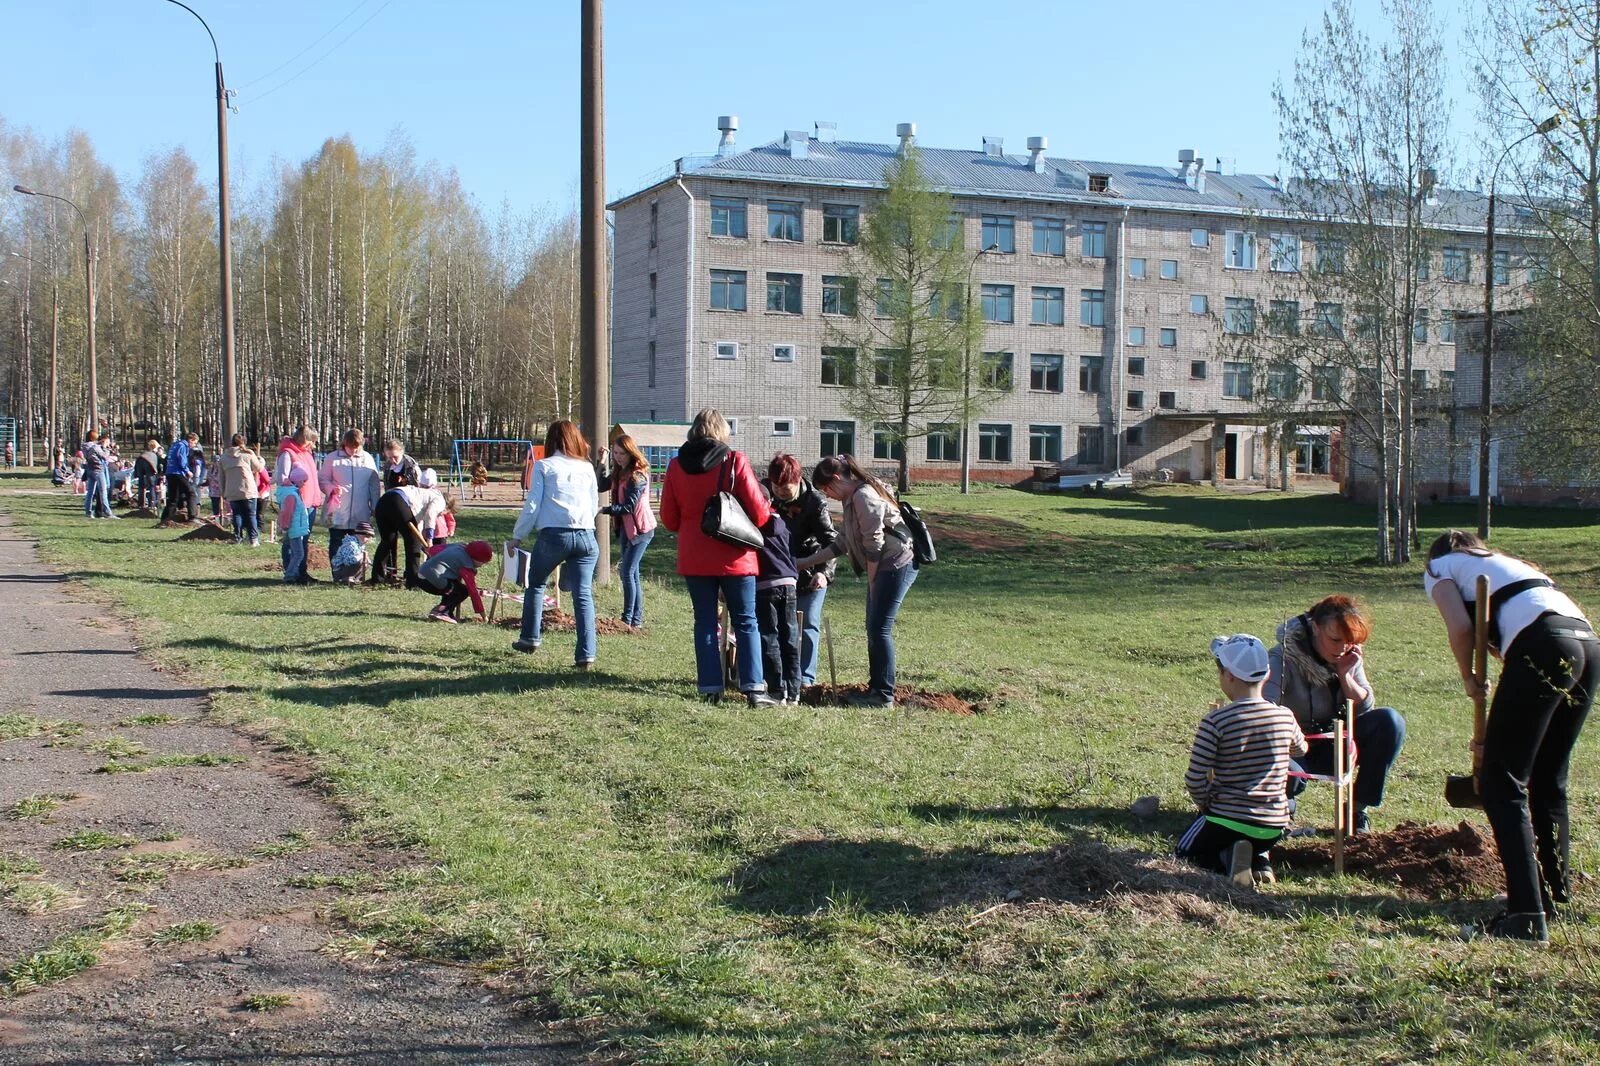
left=247, top=0, right=396, bottom=105
left=236, top=0, right=380, bottom=91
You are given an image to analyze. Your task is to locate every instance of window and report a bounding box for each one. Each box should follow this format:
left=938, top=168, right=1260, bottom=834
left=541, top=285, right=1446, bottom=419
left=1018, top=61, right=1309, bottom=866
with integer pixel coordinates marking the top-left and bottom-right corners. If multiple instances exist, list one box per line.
left=649, top=202, right=658, bottom=248
left=1078, top=355, right=1105, bottom=394
left=1034, top=217, right=1066, bottom=256
left=1440, top=309, right=1456, bottom=344
left=873, top=424, right=904, bottom=461
left=773, top=419, right=794, bottom=437
left=820, top=420, right=854, bottom=456
left=1529, top=253, right=1550, bottom=282
left=1031, top=353, right=1065, bottom=392
left=1412, top=369, right=1429, bottom=392
left=1493, top=250, right=1511, bottom=286
left=929, top=283, right=964, bottom=322
left=822, top=275, right=858, bottom=316
left=934, top=214, right=963, bottom=250
left=1223, top=297, right=1256, bottom=335
left=767, top=200, right=803, bottom=241
left=1317, top=239, right=1346, bottom=274
left=981, top=351, right=1014, bottom=389
left=1077, top=427, right=1105, bottom=465
left=1190, top=359, right=1207, bottom=379
left=711, top=197, right=747, bottom=238
left=1128, top=326, right=1146, bottom=346
left=1269, top=233, right=1300, bottom=273
left=1268, top=299, right=1300, bottom=336
left=1356, top=306, right=1379, bottom=341
left=1082, top=221, right=1108, bottom=258
left=1190, top=294, right=1209, bottom=315
left=1312, top=302, right=1344, bottom=339
left=1159, top=391, right=1178, bottom=409
left=1030, top=425, right=1063, bottom=463
left=1266, top=364, right=1298, bottom=400
left=1225, top=230, right=1256, bottom=270
left=820, top=347, right=855, bottom=386
left=710, top=269, right=746, bottom=311
left=876, top=278, right=906, bottom=317
left=1160, top=259, right=1180, bottom=280
left=1159, top=327, right=1178, bottom=348
left=1312, top=365, right=1340, bottom=401
left=647, top=340, right=657, bottom=389
left=766, top=272, right=802, bottom=314
left=872, top=350, right=897, bottom=387
left=1126, top=425, right=1145, bottom=446
left=726, top=418, right=740, bottom=436
left=927, top=424, right=960, bottom=462
left=773, top=344, right=796, bottom=363
left=1080, top=289, right=1106, bottom=326
left=1443, top=246, right=1469, bottom=282
left=978, top=423, right=1013, bottom=463
left=1223, top=361, right=1253, bottom=400
left=822, top=203, right=859, bottom=245
left=1415, top=251, right=1431, bottom=281
left=1440, top=369, right=1456, bottom=389
left=714, top=341, right=739, bottom=360
left=648, top=273, right=657, bottom=318
left=981, top=214, right=1015, bottom=253
left=981, top=284, right=1014, bottom=323
left=1191, top=228, right=1210, bottom=248
left=1128, top=257, right=1147, bottom=280
left=1089, top=173, right=1111, bottom=193
left=1127, top=356, right=1146, bottom=376
left=1032, top=287, right=1065, bottom=325
left=1127, top=390, right=1145, bottom=409
left=1413, top=309, right=1428, bottom=344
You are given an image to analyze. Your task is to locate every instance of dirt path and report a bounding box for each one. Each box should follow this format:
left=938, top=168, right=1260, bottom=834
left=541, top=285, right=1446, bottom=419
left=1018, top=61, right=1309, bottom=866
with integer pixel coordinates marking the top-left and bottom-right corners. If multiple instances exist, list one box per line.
left=0, top=514, right=580, bottom=1064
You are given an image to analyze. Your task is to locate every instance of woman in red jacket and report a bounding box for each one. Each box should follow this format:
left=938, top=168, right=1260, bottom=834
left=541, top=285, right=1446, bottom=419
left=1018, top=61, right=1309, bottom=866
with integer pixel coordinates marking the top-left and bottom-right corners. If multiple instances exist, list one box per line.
left=659, top=408, right=775, bottom=707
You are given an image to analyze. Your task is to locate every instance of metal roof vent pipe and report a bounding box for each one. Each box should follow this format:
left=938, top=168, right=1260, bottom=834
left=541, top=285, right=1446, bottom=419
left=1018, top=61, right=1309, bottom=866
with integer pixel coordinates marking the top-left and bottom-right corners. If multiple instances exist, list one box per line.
left=1194, top=161, right=1207, bottom=195
left=1178, top=148, right=1196, bottom=187
left=784, top=130, right=810, bottom=160
left=897, top=122, right=917, bottom=156
left=983, top=135, right=1005, bottom=158
left=1027, top=136, right=1048, bottom=173
left=814, top=121, right=837, bottom=144
left=716, top=115, right=739, bottom=157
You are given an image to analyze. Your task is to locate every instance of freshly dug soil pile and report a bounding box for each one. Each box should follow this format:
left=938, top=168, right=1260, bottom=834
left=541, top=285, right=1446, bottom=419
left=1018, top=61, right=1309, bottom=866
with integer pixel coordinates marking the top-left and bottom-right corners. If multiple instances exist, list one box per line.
left=264, top=543, right=332, bottom=573
left=127, top=506, right=160, bottom=519
left=1276, top=820, right=1502, bottom=898
left=176, top=521, right=233, bottom=542
left=493, top=610, right=636, bottom=636
left=800, top=683, right=979, bottom=715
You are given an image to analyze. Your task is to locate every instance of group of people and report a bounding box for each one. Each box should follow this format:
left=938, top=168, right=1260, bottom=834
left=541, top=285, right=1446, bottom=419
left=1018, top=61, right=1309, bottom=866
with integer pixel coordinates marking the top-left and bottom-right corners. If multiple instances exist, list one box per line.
left=1179, top=532, right=1594, bottom=943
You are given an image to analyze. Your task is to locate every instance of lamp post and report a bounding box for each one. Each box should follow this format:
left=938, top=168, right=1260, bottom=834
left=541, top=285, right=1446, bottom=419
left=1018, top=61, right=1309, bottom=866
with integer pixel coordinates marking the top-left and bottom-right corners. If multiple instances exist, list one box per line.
left=6, top=250, right=51, bottom=466
left=12, top=186, right=95, bottom=440
left=960, top=244, right=1000, bottom=494
left=163, top=0, right=237, bottom=439
left=581, top=0, right=611, bottom=583
left=1478, top=114, right=1560, bottom=540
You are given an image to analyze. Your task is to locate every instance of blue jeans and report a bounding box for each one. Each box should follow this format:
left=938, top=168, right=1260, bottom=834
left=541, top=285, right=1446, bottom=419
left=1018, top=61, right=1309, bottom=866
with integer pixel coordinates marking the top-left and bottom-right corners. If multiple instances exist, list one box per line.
left=84, top=470, right=111, bottom=517
left=618, top=529, right=654, bottom=627
left=281, top=535, right=308, bottom=583
left=685, top=575, right=764, bottom=694
left=1289, top=706, right=1406, bottom=811
left=518, top=527, right=599, bottom=663
left=138, top=474, right=159, bottom=509
left=230, top=499, right=259, bottom=542
left=796, top=586, right=828, bottom=686
left=866, top=563, right=917, bottom=702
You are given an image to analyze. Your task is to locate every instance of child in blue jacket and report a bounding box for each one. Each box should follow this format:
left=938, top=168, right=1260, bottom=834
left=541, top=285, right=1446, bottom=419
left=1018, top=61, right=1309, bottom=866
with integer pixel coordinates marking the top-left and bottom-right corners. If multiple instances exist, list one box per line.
left=275, top=467, right=314, bottom=584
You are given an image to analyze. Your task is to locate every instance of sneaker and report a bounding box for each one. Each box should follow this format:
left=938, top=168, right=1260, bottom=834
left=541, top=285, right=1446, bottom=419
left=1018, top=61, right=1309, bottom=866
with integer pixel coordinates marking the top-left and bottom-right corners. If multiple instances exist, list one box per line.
left=1478, top=910, right=1550, bottom=944
left=746, top=692, right=778, bottom=708
left=574, top=660, right=595, bottom=672
left=1226, top=840, right=1255, bottom=889
left=1352, top=810, right=1371, bottom=835
left=511, top=639, right=539, bottom=653
left=846, top=692, right=893, bottom=708
left=700, top=691, right=724, bottom=705
left=427, top=610, right=458, bottom=624
left=1252, top=856, right=1276, bottom=886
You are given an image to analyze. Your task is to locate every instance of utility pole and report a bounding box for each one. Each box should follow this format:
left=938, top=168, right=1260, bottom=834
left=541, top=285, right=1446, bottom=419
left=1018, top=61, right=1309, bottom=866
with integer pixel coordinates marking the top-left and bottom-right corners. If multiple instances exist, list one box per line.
left=581, top=0, right=612, bottom=583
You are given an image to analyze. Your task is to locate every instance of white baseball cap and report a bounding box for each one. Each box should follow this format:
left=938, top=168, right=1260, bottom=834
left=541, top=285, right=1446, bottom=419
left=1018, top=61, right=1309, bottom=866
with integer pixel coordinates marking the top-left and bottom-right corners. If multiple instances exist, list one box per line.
left=1210, top=634, right=1271, bottom=682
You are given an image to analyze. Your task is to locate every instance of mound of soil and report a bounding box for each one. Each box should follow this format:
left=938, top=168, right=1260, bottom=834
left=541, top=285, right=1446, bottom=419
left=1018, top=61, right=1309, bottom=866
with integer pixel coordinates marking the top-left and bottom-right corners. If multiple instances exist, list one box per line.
left=127, top=507, right=159, bottom=519
left=177, top=521, right=233, bottom=542
left=492, top=610, right=636, bottom=636
left=262, top=543, right=332, bottom=573
left=799, top=683, right=979, bottom=715
left=1276, top=820, right=1502, bottom=898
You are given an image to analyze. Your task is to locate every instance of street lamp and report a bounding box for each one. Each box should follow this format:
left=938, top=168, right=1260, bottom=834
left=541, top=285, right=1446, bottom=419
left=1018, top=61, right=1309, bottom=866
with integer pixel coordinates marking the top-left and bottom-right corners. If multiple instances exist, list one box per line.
left=12, top=185, right=96, bottom=440
left=1478, top=113, right=1560, bottom=540
left=960, top=243, right=1001, bottom=494
left=163, top=0, right=238, bottom=440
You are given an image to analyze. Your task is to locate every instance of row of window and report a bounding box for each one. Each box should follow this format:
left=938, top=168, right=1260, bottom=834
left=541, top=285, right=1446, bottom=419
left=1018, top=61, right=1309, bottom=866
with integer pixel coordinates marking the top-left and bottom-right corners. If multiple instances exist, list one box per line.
left=812, top=420, right=1112, bottom=465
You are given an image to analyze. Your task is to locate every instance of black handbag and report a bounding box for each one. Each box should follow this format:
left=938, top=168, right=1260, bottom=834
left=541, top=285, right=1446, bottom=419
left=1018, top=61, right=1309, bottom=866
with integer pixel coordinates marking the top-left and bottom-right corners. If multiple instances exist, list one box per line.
left=700, top=454, right=765, bottom=548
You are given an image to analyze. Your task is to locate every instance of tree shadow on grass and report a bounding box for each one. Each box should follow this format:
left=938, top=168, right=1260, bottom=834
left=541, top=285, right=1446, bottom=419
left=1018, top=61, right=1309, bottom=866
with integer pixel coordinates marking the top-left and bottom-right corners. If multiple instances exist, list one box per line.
left=46, top=686, right=208, bottom=701
left=905, top=801, right=1184, bottom=839
left=265, top=668, right=657, bottom=709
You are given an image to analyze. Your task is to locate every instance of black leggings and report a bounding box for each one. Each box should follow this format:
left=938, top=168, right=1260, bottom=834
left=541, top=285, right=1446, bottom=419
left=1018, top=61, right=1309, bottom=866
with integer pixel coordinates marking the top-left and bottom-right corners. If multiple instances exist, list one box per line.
left=1481, top=613, right=1599, bottom=914
left=373, top=492, right=423, bottom=585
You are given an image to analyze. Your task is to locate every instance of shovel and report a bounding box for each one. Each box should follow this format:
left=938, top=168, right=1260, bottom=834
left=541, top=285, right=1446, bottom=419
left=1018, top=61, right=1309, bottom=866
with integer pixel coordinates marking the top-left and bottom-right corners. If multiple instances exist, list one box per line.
left=1445, top=573, right=1491, bottom=809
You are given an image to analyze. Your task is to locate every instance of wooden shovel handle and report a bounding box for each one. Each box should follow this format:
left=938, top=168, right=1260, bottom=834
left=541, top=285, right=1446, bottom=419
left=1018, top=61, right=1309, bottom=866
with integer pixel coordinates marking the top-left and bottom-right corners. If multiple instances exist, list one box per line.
left=1471, top=573, right=1490, bottom=772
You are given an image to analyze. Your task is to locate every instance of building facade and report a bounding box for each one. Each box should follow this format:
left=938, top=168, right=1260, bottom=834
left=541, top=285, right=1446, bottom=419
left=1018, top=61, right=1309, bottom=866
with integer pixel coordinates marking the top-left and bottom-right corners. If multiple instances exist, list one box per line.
left=610, top=120, right=1526, bottom=484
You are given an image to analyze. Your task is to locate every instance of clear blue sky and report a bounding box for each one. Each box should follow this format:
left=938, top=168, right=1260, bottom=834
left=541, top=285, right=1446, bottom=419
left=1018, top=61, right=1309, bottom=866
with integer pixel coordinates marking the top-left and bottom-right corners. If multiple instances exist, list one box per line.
left=1, top=0, right=1476, bottom=216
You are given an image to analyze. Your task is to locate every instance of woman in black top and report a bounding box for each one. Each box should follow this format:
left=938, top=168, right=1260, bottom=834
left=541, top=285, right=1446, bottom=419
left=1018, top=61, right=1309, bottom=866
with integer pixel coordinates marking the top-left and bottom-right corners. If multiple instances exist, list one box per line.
left=762, top=453, right=837, bottom=689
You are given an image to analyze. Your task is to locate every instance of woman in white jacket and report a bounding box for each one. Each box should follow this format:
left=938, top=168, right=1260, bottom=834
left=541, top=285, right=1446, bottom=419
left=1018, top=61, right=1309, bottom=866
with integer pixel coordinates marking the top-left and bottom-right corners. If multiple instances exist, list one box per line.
left=317, top=429, right=382, bottom=558
left=510, top=421, right=601, bottom=668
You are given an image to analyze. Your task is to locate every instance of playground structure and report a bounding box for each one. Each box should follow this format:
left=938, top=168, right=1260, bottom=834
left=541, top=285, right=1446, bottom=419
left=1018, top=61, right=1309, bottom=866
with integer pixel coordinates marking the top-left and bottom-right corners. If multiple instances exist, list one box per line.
left=0, top=417, right=18, bottom=467
left=448, top=438, right=538, bottom=505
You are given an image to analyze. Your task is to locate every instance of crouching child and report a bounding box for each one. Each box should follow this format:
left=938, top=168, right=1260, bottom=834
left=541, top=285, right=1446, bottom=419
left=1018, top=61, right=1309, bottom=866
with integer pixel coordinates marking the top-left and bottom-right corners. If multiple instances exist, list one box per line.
left=418, top=539, right=493, bottom=623
left=1177, top=634, right=1308, bottom=888
left=331, top=522, right=374, bottom=584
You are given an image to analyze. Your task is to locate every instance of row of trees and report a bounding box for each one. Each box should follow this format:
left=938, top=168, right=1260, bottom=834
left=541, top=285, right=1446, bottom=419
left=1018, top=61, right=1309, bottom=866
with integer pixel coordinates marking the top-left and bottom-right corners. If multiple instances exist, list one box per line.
left=0, top=119, right=580, bottom=461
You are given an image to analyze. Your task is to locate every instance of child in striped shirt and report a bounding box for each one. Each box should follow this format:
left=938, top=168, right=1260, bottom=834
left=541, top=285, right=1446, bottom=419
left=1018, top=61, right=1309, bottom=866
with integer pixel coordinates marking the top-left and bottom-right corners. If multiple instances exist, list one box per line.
left=1177, top=634, right=1308, bottom=888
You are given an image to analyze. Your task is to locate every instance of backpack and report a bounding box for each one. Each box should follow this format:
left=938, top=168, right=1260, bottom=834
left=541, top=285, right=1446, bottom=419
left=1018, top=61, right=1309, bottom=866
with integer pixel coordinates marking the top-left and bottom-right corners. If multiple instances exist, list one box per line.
left=893, top=499, right=936, bottom=568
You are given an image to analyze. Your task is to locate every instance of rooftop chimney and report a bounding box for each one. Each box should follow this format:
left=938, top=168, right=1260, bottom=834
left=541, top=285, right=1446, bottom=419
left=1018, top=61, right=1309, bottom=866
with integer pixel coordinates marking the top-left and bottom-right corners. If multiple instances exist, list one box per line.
left=783, top=130, right=810, bottom=160
left=897, top=122, right=917, bottom=157
left=716, top=115, right=739, bottom=158
left=983, top=135, right=1005, bottom=158
left=813, top=121, right=837, bottom=143
left=1026, top=136, right=1048, bottom=173
left=1179, top=149, right=1206, bottom=193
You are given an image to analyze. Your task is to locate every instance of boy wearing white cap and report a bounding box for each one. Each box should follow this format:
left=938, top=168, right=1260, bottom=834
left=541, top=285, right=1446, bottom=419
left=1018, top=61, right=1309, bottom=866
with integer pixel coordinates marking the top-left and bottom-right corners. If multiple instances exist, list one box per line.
left=1178, top=634, right=1308, bottom=887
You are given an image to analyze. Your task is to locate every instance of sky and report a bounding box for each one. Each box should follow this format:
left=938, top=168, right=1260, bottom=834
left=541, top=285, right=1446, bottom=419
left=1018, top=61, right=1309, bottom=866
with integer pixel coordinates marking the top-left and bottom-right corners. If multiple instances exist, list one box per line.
left=0, top=0, right=1480, bottom=217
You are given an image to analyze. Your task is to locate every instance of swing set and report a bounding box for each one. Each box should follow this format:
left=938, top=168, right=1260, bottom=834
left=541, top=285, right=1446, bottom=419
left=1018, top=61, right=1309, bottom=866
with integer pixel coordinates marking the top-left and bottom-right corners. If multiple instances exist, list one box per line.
left=448, top=438, right=540, bottom=502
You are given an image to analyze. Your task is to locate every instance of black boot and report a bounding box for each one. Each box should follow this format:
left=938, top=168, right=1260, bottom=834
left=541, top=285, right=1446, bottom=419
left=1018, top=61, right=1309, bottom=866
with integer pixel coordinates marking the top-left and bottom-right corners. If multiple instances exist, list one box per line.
left=1483, top=910, right=1549, bottom=944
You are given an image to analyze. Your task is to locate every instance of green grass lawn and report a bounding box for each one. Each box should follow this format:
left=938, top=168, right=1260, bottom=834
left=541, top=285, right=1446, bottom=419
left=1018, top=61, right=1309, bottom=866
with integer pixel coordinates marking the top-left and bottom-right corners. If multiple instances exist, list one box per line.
left=5, top=475, right=1600, bottom=1063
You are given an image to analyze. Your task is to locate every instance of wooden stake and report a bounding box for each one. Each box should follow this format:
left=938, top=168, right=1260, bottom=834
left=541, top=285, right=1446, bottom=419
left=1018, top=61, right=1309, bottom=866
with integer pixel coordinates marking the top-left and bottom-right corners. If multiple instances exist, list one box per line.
left=487, top=540, right=510, bottom=624
left=1334, top=715, right=1347, bottom=877
left=823, top=616, right=838, bottom=690
left=1344, top=698, right=1357, bottom=836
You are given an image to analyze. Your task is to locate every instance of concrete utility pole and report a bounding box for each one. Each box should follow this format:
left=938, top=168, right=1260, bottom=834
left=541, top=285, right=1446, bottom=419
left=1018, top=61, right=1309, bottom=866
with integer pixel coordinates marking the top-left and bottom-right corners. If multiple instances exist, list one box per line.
left=165, top=1, right=238, bottom=439
left=13, top=186, right=95, bottom=438
left=581, top=0, right=612, bottom=582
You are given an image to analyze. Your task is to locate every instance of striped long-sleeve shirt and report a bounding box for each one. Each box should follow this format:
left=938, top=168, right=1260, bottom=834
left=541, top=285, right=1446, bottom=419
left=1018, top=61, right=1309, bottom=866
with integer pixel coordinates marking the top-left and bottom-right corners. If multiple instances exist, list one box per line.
left=1185, top=697, right=1308, bottom=827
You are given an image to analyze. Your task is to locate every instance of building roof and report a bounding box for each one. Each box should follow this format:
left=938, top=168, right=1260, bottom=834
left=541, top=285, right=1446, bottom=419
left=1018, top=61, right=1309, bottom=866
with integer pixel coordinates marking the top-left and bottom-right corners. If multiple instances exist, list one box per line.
left=613, top=134, right=1509, bottom=234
